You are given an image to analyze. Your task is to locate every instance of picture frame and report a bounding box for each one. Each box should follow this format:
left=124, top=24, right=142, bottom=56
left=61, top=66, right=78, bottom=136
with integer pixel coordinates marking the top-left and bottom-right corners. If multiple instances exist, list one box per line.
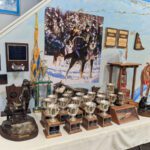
left=0, top=0, right=20, bottom=16
left=5, top=42, right=29, bottom=72
left=117, top=29, right=129, bottom=48
left=105, top=28, right=118, bottom=48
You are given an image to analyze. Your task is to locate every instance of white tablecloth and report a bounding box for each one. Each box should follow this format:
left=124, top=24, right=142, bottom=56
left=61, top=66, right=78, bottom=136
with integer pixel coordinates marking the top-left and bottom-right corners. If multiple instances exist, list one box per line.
left=1, top=114, right=150, bottom=150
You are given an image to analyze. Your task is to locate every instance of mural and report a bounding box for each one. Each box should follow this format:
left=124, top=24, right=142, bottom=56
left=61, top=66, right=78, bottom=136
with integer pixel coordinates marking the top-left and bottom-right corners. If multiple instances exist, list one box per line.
left=45, top=7, right=104, bottom=84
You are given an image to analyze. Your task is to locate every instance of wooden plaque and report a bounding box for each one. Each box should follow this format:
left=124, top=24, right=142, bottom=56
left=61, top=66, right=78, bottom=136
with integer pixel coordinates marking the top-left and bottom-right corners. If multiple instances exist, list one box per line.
left=117, top=30, right=129, bottom=48
left=105, top=28, right=117, bottom=47
left=110, top=104, right=139, bottom=125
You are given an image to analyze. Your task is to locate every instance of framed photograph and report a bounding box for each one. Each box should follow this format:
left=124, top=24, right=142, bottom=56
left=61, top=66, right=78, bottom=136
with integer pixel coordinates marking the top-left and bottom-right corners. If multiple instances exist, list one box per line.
left=105, top=28, right=118, bottom=47
left=117, top=30, right=129, bottom=48
left=5, top=42, right=29, bottom=72
left=0, top=0, right=20, bottom=16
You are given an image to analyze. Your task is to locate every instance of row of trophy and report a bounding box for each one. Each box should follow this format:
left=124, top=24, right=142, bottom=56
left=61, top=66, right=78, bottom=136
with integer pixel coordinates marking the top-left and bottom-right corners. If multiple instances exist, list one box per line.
left=40, top=83, right=126, bottom=138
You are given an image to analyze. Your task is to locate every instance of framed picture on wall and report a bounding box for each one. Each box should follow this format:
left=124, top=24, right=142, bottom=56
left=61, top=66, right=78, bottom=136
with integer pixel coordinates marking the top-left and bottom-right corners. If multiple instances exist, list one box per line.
left=0, top=0, right=20, bottom=16
left=117, top=30, right=129, bottom=48
left=105, top=28, right=118, bottom=47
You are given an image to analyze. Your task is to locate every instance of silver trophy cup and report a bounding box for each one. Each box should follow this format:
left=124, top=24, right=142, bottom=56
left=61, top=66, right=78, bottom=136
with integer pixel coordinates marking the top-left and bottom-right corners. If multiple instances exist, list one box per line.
left=42, top=98, right=52, bottom=109
left=118, top=92, right=125, bottom=105
left=71, top=96, right=81, bottom=107
left=87, top=91, right=96, bottom=101
left=96, top=94, right=106, bottom=104
left=47, top=104, right=60, bottom=122
left=58, top=97, right=69, bottom=112
left=98, top=100, right=110, bottom=116
left=48, top=94, right=57, bottom=104
left=67, top=104, right=79, bottom=121
left=108, top=93, right=117, bottom=106
left=84, top=102, right=96, bottom=118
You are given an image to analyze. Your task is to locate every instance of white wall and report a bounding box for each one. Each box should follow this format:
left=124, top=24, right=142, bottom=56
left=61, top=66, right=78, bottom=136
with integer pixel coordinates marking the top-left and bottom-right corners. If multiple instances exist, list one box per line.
left=0, top=0, right=41, bottom=30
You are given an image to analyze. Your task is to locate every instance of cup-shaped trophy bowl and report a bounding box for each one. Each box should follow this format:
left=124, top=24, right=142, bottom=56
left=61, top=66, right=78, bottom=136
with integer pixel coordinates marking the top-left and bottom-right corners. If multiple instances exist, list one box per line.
left=96, top=94, right=106, bottom=104
left=118, top=92, right=125, bottom=105
left=71, top=96, right=81, bottom=107
left=67, top=104, right=79, bottom=121
left=107, top=83, right=115, bottom=94
left=97, top=90, right=105, bottom=95
left=42, top=98, right=52, bottom=109
left=108, top=93, right=117, bottom=106
left=76, top=92, right=85, bottom=102
left=84, top=102, right=96, bottom=118
left=58, top=97, right=69, bottom=112
left=87, top=91, right=96, bottom=101
left=98, top=100, right=110, bottom=116
left=48, top=94, right=57, bottom=104
left=65, top=90, right=73, bottom=97
left=82, top=95, right=90, bottom=104
left=47, top=104, right=59, bottom=122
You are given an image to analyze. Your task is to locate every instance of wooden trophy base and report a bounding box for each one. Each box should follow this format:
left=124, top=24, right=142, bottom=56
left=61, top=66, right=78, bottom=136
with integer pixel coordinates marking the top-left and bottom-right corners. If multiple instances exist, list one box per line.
left=82, top=115, right=98, bottom=130
left=110, top=104, right=139, bottom=125
left=40, top=110, right=50, bottom=128
left=44, top=119, right=62, bottom=139
left=64, top=119, right=82, bottom=134
left=97, top=113, right=112, bottom=127
left=58, top=110, right=69, bottom=124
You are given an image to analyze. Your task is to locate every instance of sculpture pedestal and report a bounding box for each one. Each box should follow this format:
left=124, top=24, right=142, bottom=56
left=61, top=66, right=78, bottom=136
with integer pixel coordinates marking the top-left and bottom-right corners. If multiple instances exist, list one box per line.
left=0, top=115, right=38, bottom=141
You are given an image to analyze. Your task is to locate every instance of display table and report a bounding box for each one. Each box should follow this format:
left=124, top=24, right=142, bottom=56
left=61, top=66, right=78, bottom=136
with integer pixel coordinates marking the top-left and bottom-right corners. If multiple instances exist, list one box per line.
left=108, top=62, right=141, bottom=99
left=1, top=114, right=150, bottom=150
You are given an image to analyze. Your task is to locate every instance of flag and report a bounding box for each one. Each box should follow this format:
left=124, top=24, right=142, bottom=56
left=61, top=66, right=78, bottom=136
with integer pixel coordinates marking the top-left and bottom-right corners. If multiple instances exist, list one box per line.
left=31, top=13, right=41, bottom=82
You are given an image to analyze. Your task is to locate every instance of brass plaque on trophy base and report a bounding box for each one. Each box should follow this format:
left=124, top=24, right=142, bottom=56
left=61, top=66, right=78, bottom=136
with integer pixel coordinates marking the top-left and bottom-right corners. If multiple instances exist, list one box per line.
left=97, top=113, right=112, bottom=127
left=82, top=115, right=98, bottom=130
left=64, top=119, right=82, bottom=134
left=110, top=104, right=139, bottom=125
left=44, top=119, right=62, bottom=138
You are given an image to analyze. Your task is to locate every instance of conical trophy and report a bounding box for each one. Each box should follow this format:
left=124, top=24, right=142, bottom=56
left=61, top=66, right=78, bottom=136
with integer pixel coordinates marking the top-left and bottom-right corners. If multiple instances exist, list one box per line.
left=43, top=103, right=62, bottom=138
left=58, top=97, right=70, bottom=123
left=82, top=101, right=98, bottom=130
left=97, top=100, right=112, bottom=127
left=64, top=104, right=82, bottom=134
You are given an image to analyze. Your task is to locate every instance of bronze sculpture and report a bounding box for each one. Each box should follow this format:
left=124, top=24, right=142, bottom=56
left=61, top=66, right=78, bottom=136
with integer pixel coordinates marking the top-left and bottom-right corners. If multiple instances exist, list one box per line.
left=0, top=79, right=38, bottom=141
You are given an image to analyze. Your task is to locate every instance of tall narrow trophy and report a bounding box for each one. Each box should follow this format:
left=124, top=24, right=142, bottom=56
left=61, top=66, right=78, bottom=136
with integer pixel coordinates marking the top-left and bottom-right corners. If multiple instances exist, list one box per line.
left=58, top=97, right=69, bottom=123
left=64, top=104, right=82, bottom=134
left=97, top=100, right=112, bottom=127
left=82, top=102, right=98, bottom=130
left=71, top=96, right=83, bottom=119
left=44, top=104, right=61, bottom=138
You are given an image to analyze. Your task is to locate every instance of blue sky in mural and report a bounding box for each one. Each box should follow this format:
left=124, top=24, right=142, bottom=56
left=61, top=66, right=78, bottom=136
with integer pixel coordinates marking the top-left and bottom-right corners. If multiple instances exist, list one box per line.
left=142, top=0, right=150, bottom=2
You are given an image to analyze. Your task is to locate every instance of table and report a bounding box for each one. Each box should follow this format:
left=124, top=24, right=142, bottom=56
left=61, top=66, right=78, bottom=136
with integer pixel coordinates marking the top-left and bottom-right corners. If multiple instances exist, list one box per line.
left=108, top=62, right=141, bottom=99
left=1, top=114, right=150, bottom=150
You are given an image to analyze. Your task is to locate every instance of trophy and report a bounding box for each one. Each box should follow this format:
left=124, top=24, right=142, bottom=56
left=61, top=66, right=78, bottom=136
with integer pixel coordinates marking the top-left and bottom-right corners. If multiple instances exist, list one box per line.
left=97, top=100, right=112, bottom=127
left=82, top=102, right=98, bottom=130
left=48, top=94, right=57, bottom=104
left=43, top=104, right=62, bottom=138
left=106, top=83, right=115, bottom=98
left=117, top=92, right=125, bottom=106
left=41, top=98, right=52, bottom=127
left=71, top=96, right=83, bottom=119
left=87, top=91, right=96, bottom=101
left=64, top=104, right=82, bottom=134
left=108, top=93, right=117, bottom=106
left=97, top=89, right=105, bottom=95
left=95, top=94, right=106, bottom=114
left=58, top=97, right=70, bottom=123
left=82, top=95, right=90, bottom=107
